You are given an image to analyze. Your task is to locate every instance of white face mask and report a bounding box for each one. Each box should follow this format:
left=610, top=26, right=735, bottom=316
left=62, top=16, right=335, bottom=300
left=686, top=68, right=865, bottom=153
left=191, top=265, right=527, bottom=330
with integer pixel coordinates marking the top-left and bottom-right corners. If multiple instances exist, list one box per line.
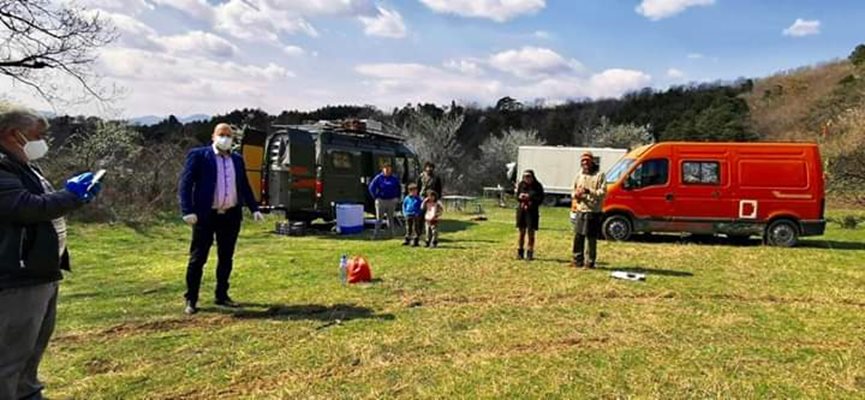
left=18, top=132, right=49, bottom=161
left=214, top=136, right=233, bottom=151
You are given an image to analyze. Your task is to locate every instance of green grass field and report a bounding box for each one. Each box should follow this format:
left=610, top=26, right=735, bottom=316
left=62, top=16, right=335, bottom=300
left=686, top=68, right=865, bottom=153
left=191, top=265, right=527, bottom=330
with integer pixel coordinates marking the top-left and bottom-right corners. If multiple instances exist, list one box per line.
left=43, top=204, right=865, bottom=399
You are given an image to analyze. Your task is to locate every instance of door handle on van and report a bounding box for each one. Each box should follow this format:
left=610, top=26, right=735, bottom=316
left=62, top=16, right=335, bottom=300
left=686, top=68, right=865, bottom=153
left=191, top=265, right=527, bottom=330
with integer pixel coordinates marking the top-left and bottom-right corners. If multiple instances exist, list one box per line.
left=665, top=193, right=674, bottom=201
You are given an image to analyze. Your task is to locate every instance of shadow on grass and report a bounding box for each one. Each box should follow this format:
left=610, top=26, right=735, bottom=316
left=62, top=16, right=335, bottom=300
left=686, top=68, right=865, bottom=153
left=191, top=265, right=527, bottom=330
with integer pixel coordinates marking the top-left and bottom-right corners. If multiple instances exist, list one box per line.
left=625, top=233, right=758, bottom=247
left=532, top=258, right=611, bottom=266
left=625, top=234, right=865, bottom=251
left=447, top=238, right=497, bottom=244
left=205, top=303, right=395, bottom=324
left=797, top=239, right=865, bottom=251
left=594, top=266, right=694, bottom=277
left=437, top=220, right=477, bottom=233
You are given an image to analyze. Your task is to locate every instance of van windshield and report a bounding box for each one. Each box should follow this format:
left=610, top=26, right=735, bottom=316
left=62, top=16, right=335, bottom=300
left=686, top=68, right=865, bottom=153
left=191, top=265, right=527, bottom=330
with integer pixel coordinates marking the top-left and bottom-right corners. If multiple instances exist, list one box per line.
left=606, top=158, right=635, bottom=184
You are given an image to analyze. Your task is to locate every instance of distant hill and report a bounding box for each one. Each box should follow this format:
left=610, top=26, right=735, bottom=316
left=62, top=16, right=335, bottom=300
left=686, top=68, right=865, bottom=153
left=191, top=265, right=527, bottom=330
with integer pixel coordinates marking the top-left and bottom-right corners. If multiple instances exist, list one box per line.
left=129, top=114, right=211, bottom=126
left=743, top=58, right=863, bottom=141
left=743, top=45, right=865, bottom=204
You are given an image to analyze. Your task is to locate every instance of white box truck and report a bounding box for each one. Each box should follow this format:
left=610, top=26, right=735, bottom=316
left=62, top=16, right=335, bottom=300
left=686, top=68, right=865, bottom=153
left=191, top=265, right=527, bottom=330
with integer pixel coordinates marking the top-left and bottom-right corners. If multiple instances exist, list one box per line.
left=516, top=146, right=627, bottom=205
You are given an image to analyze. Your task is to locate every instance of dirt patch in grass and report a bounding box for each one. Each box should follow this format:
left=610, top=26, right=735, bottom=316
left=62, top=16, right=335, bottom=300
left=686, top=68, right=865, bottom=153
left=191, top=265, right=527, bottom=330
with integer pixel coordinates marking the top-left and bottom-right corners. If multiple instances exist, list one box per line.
left=54, top=315, right=233, bottom=344
left=411, top=289, right=865, bottom=310
left=84, top=358, right=122, bottom=375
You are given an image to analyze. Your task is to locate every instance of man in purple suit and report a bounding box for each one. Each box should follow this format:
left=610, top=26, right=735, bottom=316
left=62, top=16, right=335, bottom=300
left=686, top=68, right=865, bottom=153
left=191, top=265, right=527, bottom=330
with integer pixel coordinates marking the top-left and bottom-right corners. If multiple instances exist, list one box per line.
left=178, top=123, right=263, bottom=315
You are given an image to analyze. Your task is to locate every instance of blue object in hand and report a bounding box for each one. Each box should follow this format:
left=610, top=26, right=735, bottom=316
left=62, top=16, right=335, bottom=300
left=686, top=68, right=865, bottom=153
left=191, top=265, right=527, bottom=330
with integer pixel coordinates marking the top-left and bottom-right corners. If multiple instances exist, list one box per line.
left=65, top=172, right=100, bottom=202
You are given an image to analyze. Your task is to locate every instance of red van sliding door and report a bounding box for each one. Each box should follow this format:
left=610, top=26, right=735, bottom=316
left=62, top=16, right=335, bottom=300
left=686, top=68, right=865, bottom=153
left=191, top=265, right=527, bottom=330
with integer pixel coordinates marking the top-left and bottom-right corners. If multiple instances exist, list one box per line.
left=672, top=158, right=733, bottom=222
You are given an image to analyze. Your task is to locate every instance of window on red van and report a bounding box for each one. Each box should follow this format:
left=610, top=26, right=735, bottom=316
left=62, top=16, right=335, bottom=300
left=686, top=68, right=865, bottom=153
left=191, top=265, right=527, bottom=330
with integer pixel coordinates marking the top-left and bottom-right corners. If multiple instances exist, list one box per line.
left=626, top=159, right=669, bottom=189
left=606, top=158, right=635, bottom=184
left=682, top=161, right=720, bottom=185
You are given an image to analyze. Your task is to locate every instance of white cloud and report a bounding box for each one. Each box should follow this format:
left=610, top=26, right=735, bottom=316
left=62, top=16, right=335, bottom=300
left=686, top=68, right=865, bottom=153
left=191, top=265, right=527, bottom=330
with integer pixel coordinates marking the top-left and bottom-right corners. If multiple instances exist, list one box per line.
left=358, top=7, right=408, bottom=38
left=636, top=0, right=715, bottom=21
left=89, top=11, right=240, bottom=58
left=91, top=10, right=163, bottom=51
left=666, top=68, right=686, bottom=80
left=214, top=1, right=319, bottom=42
left=96, top=47, right=294, bottom=114
left=161, top=31, right=239, bottom=59
left=283, top=45, right=306, bottom=56
left=156, top=1, right=407, bottom=43
left=687, top=53, right=704, bottom=59
left=443, top=59, right=485, bottom=75
left=586, top=69, right=652, bottom=97
left=150, top=0, right=215, bottom=21
left=75, top=0, right=153, bottom=14
left=419, top=0, right=546, bottom=22
left=533, top=30, right=552, bottom=39
left=356, top=63, right=504, bottom=105
left=488, top=47, right=582, bottom=79
left=783, top=18, right=821, bottom=37
left=356, top=48, right=651, bottom=106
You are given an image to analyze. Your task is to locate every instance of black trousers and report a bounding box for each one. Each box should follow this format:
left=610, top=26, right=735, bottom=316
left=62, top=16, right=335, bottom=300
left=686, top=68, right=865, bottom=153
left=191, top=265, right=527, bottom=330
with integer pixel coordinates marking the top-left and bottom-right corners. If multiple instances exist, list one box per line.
left=185, top=208, right=242, bottom=303
left=405, top=216, right=422, bottom=240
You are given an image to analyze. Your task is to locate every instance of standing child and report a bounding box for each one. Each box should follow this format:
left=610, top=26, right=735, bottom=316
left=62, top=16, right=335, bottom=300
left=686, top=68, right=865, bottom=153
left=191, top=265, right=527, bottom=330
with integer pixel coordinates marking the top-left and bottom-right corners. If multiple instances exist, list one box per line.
left=422, top=190, right=444, bottom=248
left=402, top=184, right=423, bottom=247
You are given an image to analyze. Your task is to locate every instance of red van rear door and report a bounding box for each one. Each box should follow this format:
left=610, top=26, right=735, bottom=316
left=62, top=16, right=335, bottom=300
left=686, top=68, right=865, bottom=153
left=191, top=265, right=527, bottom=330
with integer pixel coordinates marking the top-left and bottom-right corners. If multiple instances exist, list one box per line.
left=673, top=157, right=733, bottom=221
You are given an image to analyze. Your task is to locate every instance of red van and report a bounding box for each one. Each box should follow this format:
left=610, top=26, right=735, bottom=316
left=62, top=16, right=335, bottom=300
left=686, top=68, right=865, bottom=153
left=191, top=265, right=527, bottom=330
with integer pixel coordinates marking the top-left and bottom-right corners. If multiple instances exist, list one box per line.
left=602, top=142, right=826, bottom=247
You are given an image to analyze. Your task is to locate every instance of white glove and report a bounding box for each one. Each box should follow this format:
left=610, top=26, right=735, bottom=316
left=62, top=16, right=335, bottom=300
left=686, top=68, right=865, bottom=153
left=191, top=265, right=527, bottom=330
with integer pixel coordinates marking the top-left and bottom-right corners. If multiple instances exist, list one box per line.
left=253, top=211, right=264, bottom=222
left=182, top=214, right=198, bottom=225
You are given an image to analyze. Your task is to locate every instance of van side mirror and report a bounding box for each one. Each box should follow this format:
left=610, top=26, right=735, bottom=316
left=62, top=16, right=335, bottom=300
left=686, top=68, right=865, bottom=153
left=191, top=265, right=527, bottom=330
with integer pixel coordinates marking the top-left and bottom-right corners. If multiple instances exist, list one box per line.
left=624, top=176, right=638, bottom=190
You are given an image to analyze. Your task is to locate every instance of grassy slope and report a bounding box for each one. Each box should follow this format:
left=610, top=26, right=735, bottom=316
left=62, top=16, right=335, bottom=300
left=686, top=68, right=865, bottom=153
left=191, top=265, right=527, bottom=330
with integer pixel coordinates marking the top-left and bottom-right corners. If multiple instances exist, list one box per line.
left=44, top=205, right=865, bottom=399
left=743, top=60, right=853, bottom=140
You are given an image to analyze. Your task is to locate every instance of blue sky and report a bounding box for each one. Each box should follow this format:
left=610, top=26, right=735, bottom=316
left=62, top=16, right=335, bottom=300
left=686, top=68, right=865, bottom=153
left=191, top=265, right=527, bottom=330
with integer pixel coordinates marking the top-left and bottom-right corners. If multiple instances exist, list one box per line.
left=6, top=0, right=864, bottom=117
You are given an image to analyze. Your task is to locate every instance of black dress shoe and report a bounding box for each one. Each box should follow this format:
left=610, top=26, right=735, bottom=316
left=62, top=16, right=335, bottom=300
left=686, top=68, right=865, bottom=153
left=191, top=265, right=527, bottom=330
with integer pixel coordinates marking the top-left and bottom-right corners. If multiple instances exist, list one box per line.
left=184, top=300, right=198, bottom=315
left=215, top=297, right=239, bottom=307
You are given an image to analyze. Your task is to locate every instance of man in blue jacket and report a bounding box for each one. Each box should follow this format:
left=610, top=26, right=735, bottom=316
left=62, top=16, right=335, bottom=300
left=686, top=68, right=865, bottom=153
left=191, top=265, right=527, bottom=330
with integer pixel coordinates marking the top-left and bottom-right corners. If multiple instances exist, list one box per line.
left=178, top=123, right=263, bottom=315
left=0, top=105, right=101, bottom=399
left=368, top=164, right=401, bottom=239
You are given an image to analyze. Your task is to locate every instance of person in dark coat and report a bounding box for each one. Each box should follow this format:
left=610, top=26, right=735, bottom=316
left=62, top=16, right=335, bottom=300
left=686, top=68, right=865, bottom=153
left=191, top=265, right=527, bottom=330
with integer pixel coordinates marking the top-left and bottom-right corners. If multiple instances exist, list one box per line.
left=178, top=123, right=263, bottom=315
left=416, top=161, right=443, bottom=198
left=515, top=169, right=544, bottom=260
left=0, top=105, right=101, bottom=399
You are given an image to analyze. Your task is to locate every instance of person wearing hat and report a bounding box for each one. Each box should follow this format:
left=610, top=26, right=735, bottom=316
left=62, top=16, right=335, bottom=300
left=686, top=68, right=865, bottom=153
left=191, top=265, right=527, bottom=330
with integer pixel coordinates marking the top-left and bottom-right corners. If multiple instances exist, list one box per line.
left=515, top=169, right=544, bottom=260
left=571, top=152, right=606, bottom=268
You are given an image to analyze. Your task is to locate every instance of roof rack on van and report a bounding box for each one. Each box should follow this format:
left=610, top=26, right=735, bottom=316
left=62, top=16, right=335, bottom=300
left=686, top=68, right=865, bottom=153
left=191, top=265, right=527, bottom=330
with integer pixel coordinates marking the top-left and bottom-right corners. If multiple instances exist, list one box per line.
left=272, top=119, right=407, bottom=142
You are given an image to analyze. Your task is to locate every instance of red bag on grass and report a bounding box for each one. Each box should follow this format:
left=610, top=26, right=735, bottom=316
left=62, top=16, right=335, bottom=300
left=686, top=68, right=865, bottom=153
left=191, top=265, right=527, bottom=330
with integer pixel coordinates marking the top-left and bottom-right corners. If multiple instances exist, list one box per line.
left=347, top=256, right=372, bottom=284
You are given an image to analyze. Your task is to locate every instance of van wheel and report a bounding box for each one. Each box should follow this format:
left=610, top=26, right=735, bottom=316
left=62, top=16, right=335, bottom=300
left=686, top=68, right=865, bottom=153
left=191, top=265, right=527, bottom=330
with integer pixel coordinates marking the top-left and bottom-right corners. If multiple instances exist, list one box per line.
left=603, top=215, right=633, bottom=241
left=765, top=219, right=799, bottom=247
left=542, top=195, right=558, bottom=207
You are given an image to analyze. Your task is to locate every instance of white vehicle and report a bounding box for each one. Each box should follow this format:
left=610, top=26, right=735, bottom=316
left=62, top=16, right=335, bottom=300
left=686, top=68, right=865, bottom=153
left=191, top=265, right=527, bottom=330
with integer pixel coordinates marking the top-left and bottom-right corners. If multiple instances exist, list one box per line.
left=516, top=146, right=627, bottom=205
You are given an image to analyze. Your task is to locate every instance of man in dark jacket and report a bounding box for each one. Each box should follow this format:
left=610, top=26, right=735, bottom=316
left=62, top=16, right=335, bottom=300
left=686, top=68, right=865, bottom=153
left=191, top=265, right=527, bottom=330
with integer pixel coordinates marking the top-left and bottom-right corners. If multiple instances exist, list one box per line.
left=178, top=123, right=263, bottom=315
left=416, top=162, right=443, bottom=198
left=0, top=105, right=101, bottom=399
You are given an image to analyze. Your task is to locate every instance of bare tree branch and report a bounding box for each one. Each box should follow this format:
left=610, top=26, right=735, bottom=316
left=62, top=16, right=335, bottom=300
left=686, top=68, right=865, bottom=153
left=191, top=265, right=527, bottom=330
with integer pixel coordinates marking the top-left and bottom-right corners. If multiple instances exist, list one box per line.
left=0, top=0, right=117, bottom=105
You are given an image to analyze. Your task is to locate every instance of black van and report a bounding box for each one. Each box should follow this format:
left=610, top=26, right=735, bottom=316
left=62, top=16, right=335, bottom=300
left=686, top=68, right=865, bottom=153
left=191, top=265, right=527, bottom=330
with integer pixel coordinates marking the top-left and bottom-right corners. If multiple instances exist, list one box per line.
left=241, top=120, right=420, bottom=222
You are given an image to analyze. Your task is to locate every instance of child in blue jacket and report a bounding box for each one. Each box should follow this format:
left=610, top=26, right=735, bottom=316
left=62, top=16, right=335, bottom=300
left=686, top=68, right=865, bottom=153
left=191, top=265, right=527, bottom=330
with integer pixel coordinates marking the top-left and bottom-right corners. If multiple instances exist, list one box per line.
left=402, top=183, right=423, bottom=246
